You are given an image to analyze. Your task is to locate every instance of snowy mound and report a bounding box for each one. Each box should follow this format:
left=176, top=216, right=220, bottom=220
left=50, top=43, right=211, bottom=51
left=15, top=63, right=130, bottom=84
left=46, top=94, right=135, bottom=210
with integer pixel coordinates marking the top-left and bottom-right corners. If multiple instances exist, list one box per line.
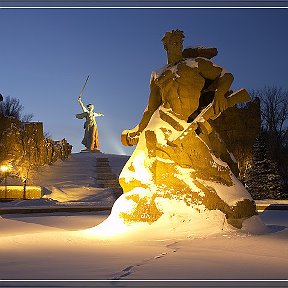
left=85, top=190, right=268, bottom=240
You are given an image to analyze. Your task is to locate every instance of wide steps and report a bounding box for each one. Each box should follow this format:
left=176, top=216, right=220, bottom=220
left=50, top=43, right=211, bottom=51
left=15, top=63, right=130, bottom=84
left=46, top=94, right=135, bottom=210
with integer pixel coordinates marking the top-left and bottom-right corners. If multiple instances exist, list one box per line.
left=95, top=172, right=116, bottom=180
left=95, top=161, right=109, bottom=167
left=95, top=158, right=123, bottom=196
left=95, top=167, right=113, bottom=173
left=95, top=179, right=120, bottom=186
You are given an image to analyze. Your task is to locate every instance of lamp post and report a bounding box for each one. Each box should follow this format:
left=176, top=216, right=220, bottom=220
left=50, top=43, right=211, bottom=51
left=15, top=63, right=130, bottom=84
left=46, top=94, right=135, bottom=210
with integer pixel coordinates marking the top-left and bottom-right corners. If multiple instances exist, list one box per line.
left=0, top=165, right=9, bottom=199
left=23, top=178, right=27, bottom=200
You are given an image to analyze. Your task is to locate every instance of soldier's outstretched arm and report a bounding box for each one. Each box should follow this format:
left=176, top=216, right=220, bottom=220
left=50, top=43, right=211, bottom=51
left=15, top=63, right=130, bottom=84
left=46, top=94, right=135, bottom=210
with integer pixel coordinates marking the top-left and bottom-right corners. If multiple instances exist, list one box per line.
left=121, top=78, right=162, bottom=146
left=213, top=71, right=234, bottom=115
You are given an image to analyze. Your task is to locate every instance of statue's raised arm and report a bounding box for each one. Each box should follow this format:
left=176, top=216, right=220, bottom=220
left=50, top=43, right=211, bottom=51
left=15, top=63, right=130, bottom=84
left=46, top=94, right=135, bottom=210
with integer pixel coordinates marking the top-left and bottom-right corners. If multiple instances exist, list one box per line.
left=78, top=96, right=88, bottom=113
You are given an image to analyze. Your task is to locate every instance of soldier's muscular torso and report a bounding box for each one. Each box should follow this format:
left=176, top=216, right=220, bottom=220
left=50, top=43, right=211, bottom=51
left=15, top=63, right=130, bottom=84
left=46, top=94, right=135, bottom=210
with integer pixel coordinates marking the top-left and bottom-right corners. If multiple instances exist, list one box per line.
left=153, top=61, right=206, bottom=121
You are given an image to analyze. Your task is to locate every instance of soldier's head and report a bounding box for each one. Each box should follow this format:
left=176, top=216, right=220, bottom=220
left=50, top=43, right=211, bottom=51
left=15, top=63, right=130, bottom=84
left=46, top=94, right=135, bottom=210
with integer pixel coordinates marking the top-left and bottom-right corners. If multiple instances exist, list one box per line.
left=87, top=103, right=94, bottom=111
left=162, top=29, right=184, bottom=65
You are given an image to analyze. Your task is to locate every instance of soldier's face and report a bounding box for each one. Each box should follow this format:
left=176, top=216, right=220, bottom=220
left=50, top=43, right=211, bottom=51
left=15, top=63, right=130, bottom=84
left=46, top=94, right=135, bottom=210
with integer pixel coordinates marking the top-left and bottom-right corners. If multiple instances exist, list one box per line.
left=166, top=39, right=183, bottom=55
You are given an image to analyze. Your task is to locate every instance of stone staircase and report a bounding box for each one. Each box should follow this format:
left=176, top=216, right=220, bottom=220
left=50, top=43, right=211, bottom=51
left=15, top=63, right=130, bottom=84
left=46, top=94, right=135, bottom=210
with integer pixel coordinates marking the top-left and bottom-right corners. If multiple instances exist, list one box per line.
left=94, top=157, right=123, bottom=198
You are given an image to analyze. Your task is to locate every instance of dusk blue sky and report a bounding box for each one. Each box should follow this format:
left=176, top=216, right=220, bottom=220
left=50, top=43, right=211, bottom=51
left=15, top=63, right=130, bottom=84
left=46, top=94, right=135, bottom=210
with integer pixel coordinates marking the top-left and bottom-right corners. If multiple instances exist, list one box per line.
left=0, top=8, right=287, bottom=155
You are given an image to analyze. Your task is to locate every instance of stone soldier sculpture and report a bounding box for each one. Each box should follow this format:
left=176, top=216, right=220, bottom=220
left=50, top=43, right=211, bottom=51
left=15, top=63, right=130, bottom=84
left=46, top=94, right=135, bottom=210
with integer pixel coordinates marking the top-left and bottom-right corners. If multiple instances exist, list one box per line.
left=115, top=30, right=260, bottom=230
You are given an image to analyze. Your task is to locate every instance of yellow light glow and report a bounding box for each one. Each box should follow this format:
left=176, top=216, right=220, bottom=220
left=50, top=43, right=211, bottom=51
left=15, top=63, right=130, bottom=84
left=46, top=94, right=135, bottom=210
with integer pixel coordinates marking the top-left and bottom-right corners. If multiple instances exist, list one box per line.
left=0, top=165, right=9, bottom=172
left=84, top=215, right=130, bottom=238
left=82, top=195, right=133, bottom=238
left=82, top=191, right=148, bottom=239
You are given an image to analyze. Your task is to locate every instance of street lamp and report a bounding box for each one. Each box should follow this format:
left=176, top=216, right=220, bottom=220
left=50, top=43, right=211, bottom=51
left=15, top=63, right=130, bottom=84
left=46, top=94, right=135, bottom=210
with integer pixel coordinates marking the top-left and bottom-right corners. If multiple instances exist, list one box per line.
left=23, top=178, right=27, bottom=200
left=1, top=165, right=9, bottom=199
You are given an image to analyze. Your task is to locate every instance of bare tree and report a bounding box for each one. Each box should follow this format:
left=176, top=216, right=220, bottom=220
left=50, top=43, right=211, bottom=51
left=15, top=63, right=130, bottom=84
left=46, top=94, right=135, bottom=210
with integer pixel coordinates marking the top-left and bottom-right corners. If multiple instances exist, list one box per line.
left=251, top=87, right=288, bottom=142
left=44, top=131, right=52, bottom=139
left=0, top=96, right=33, bottom=122
left=250, top=86, right=288, bottom=193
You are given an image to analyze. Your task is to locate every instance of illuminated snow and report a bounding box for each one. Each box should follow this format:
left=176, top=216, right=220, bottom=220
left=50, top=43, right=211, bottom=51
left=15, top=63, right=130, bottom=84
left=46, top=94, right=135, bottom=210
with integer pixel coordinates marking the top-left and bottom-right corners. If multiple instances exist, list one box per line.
left=0, top=152, right=287, bottom=280
left=85, top=193, right=236, bottom=241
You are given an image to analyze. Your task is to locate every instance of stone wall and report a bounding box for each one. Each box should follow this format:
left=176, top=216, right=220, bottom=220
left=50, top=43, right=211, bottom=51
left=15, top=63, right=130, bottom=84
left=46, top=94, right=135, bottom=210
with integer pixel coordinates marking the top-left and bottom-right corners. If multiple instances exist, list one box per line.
left=211, top=98, right=261, bottom=180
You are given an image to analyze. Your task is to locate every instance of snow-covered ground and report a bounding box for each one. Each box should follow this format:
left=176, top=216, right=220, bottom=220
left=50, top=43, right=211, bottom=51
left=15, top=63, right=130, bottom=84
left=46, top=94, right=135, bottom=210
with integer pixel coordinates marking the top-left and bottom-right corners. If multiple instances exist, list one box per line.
left=0, top=210, right=287, bottom=281
left=0, top=153, right=287, bottom=284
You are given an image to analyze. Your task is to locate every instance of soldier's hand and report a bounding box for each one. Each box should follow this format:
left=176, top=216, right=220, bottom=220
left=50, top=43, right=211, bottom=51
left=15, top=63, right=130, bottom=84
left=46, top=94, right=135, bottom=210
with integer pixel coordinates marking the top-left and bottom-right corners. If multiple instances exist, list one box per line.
left=121, top=130, right=140, bottom=146
left=213, top=94, right=228, bottom=116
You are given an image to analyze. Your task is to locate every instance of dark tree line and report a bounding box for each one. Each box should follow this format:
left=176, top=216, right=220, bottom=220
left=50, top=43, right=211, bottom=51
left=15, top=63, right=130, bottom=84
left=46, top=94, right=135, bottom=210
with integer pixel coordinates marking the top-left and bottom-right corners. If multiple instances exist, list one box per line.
left=245, top=87, right=288, bottom=199
left=0, top=95, right=33, bottom=122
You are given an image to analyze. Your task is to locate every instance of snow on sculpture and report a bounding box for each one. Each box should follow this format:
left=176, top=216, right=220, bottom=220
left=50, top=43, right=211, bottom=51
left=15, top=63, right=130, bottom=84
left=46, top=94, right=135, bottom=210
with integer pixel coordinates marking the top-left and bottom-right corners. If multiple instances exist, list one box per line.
left=93, top=30, right=265, bottom=238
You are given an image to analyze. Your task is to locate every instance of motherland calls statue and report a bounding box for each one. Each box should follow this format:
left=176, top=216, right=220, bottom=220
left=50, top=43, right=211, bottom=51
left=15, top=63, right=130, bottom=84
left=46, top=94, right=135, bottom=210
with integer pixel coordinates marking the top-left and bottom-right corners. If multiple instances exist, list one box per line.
left=76, top=96, right=104, bottom=152
left=112, top=30, right=261, bottom=233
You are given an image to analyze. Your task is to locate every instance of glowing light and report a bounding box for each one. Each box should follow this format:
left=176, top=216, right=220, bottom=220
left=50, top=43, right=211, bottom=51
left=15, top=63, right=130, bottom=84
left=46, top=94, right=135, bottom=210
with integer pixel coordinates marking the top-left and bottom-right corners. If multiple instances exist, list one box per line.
left=83, top=194, right=135, bottom=238
left=1, top=164, right=12, bottom=199
left=81, top=190, right=154, bottom=239
left=84, top=215, right=130, bottom=238
left=0, top=166, right=9, bottom=172
left=0, top=165, right=11, bottom=172
left=99, top=119, right=131, bottom=155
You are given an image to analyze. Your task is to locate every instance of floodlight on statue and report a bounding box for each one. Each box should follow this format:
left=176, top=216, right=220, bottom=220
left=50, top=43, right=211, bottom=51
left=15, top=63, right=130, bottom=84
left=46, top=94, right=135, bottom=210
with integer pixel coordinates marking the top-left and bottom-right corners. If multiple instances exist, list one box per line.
left=87, top=30, right=266, bottom=239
